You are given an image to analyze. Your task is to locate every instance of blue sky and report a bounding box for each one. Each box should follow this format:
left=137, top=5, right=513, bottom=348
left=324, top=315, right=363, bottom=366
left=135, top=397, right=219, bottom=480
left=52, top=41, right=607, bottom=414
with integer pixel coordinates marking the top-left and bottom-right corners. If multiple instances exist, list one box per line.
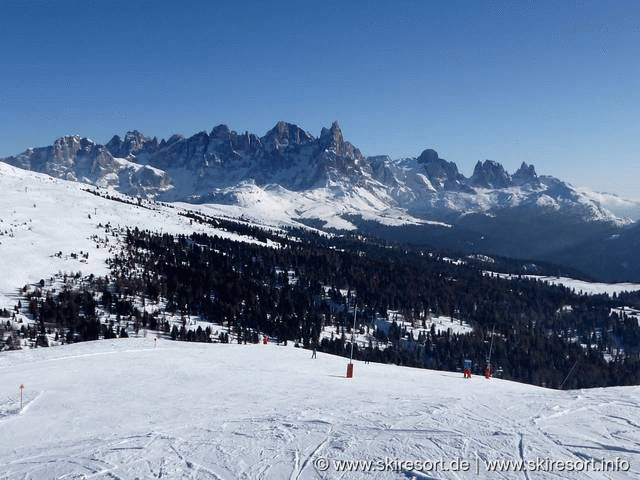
left=1, top=0, right=639, bottom=198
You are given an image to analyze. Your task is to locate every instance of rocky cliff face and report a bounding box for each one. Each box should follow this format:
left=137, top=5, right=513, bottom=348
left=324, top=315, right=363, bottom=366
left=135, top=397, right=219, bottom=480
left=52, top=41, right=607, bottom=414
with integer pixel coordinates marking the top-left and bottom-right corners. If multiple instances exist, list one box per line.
left=262, top=121, right=314, bottom=152
left=470, top=160, right=512, bottom=189
left=512, top=162, right=538, bottom=186
left=101, top=121, right=375, bottom=198
left=105, top=131, right=158, bottom=159
left=4, top=136, right=119, bottom=184
left=416, top=149, right=471, bottom=192
left=2, top=135, right=171, bottom=196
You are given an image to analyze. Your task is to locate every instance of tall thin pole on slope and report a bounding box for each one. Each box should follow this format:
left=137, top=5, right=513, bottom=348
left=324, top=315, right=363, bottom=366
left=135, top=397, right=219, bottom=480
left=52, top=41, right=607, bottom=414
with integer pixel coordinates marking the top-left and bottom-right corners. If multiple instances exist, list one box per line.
left=487, top=325, right=495, bottom=365
left=484, top=325, right=496, bottom=379
left=560, top=359, right=579, bottom=390
left=350, top=305, right=357, bottom=364
left=346, top=304, right=357, bottom=378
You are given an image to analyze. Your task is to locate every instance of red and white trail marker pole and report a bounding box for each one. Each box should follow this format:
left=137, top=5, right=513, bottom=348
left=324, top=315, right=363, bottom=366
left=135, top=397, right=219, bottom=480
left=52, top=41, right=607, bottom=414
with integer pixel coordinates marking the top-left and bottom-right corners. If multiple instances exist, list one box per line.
left=19, top=384, right=25, bottom=410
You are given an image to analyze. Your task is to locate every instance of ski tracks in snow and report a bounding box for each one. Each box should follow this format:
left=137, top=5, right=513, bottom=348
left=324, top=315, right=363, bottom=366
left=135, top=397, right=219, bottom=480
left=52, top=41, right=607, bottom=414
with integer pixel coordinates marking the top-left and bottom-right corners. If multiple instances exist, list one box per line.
left=1, top=341, right=639, bottom=479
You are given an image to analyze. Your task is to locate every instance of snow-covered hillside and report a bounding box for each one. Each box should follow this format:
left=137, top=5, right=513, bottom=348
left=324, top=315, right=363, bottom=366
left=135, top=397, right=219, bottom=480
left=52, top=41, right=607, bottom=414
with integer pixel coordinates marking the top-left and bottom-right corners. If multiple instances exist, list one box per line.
left=0, top=162, right=282, bottom=311
left=486, top=272, right=640, bottom=296
left=180, top=179, right=428, bottom=231
left=0, top=338, right=638, bottom=479
left=577, top=188, right=640, bottom=223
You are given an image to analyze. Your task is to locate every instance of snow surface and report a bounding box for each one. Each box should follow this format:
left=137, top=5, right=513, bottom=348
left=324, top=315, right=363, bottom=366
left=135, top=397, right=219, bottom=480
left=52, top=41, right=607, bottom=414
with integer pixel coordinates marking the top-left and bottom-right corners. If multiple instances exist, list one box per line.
left=0, top=338, right=638, bottom=479
left=188, top=180, right=439, bottom=231
left=577, top=188, right=640, bottom=223
left=486, top=272, right=640, bottom=296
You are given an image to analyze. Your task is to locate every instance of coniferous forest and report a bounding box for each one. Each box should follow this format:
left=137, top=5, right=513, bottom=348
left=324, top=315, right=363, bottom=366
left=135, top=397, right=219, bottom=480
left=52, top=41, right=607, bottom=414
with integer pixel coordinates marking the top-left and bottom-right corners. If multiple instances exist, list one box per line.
left=10, top=216, right=640, bottom=390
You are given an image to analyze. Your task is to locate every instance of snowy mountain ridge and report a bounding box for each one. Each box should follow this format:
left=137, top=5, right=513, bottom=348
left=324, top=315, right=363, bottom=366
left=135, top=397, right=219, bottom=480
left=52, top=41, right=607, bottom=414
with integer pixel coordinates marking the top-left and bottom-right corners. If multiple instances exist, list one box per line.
left=2, top=122, right=637, bottom=230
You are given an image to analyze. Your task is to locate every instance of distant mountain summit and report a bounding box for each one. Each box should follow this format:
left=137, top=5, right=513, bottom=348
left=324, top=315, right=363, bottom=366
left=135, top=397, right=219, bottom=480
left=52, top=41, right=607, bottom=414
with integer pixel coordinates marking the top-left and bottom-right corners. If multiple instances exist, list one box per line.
left=105, top=130, right=157, bottom=158
left=416, top=148, right=470, bottom=191
left=470, top=160, right=512, bottom=189
left=512, top=162, right=538, bottom=186
left=262, top=121, right=313, bottom=150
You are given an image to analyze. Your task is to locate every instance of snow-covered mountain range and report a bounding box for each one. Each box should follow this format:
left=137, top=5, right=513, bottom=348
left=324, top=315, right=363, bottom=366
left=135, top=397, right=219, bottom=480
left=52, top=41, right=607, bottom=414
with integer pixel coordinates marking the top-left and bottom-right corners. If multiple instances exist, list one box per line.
left=3, top=121, right=637, bottom=227
left=2, top=122, right=639, bottom=281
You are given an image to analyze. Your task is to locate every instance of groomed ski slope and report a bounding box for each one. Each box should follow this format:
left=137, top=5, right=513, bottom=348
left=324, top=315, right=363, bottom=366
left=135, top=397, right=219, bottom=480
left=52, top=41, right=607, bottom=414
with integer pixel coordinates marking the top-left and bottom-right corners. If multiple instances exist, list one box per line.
left=0, top=339, right=638, bottom=479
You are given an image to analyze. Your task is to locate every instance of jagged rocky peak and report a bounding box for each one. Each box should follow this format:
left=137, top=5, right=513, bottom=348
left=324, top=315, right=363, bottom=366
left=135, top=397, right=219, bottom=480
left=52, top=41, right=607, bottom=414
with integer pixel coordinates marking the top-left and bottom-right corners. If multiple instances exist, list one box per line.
left=210, top=124, right=231, bottom=139
left=318, top=121, right=364, bottom=161
left=124, top=130, right=147, bottom=144
left=417, top=148, right=439, bottom=164
left=512, top=162, right=538, bottom=186
left=50, top=135, right=112, bottom=164
left=0, top=133, right=130, bottom=186
left=319, top=121, right=344, bottom=149
left=261, top=121, right=314, bottom=151
left=470, top=160, right=512, bottom=189
left=106, top=130, right=157, bottom=158
left=160, top=133, right=185, bottom=148
left=167, top=134, right=184, bottom=145
left=416, top=148, right=466, bottom=190
left=234, top=130, right=262, bottom=151
left=209, top=124, right=261, bottom=152
left=53, top=135, right=94, bottom=149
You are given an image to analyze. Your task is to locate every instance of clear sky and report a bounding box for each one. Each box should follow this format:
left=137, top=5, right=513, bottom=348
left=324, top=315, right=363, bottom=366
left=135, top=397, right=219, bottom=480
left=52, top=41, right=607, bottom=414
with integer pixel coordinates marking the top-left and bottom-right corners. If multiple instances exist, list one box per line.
left=1, top=0, right=639, bottom=198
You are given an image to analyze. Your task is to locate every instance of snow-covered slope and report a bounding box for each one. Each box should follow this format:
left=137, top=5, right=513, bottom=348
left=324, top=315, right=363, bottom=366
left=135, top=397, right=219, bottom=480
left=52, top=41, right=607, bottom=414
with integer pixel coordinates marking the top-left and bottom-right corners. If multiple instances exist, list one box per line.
left=576, top=188, right=640, bottom=223
left=0, top=338, right=638, bottom=479
left=190, top=180, right=430, bottom=230
left=0, top=162, right=281, bottom=310
left=487, top=272, right=640, bottom=295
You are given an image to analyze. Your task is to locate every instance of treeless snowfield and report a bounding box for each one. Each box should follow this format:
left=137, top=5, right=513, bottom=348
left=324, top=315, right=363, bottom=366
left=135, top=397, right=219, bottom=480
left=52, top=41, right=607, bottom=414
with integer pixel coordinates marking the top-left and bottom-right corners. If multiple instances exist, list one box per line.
left=0, top=338, right=638, bottom=479
left=486, top=271, right=640, bottom=296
